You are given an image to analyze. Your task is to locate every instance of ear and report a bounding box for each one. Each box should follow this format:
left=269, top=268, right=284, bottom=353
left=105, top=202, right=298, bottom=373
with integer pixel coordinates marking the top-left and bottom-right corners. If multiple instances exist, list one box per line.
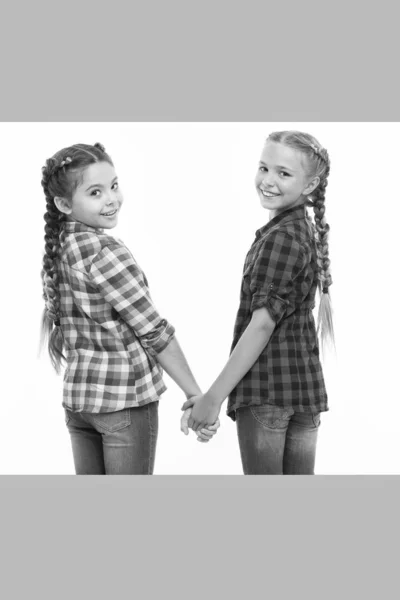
left=54, top=196, right=72, bottom=215
left=303, top=176, right=320, bottom=196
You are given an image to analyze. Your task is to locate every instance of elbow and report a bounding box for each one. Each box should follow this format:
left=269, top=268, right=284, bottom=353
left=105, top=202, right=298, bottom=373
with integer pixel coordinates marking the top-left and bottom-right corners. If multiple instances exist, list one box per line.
left=139, top=322, right=176, bottom=355
left=251, top=307, right=276, bottom=334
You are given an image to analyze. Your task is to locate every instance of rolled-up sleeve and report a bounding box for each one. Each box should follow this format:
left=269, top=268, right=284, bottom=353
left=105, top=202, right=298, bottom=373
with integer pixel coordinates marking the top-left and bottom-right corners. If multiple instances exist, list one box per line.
left=90, top=244, right=175, bottom=355
left=249, top=231, right=306, bottom=325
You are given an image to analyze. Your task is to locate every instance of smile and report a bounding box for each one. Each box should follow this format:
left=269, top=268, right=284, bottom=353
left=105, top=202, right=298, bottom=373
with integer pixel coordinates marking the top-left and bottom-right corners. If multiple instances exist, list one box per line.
left=261, top=190, right=280, bottom=197
left=101, top=209, right=117, bottom=217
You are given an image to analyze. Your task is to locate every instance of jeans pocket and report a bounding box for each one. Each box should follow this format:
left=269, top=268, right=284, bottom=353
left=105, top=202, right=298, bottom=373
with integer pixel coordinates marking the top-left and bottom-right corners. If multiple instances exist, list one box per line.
left=64, top=409, right=71, bottom=426
left=91, top=409, right=132, bottom=433
left=312, top=413, right=321, bottom=428
left=250, top=405, right=293, bottom=429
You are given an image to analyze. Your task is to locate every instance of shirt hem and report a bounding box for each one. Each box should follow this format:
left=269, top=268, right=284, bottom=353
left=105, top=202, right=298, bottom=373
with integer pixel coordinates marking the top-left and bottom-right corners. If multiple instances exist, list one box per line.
left=62, top=394, right=163, bottom=414
left=227, top=400, right=329, bottom=422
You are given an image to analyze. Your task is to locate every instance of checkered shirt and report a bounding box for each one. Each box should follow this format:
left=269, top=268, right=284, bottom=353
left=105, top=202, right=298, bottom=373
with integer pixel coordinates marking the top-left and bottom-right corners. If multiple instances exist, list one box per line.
left=58, top=221, right=175, bottom=413
left=227, top=204, right=328, bottom=421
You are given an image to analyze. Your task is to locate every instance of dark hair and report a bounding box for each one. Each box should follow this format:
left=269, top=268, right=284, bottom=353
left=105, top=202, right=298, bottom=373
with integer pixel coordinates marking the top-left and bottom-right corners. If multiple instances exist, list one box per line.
left=266, top=130, right=334, bottom=352
left=40, top=142, right=113, bottom=372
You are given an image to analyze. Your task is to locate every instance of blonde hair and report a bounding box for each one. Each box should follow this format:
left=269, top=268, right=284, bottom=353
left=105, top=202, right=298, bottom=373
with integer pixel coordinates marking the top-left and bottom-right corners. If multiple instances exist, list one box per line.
left=267, top=130, right=335, bottom=353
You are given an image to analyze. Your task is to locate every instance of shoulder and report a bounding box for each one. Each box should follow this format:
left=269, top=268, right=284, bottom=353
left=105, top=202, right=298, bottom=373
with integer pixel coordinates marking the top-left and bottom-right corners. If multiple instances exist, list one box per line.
left=89, top=235, right=143, bottom=279
left=258, top=225, right=305, bottom=257
left=251, top=226, right=308, bottom=276
left=62, top=231, right=132, bottom=271
left=96, top=232, right=130, bottom=254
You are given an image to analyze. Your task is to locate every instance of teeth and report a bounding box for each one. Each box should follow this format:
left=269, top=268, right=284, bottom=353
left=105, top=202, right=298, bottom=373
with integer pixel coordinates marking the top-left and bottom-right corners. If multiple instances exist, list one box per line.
left=102, top=210, right=117, bottom=216
left=261, top=190, right=279, bottom=197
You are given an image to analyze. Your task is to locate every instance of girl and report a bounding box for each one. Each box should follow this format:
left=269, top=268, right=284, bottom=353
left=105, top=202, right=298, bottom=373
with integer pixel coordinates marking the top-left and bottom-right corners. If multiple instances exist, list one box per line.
left=40, top=142, right=219, bottom=475
left=182, top=131, right=334, bottom=475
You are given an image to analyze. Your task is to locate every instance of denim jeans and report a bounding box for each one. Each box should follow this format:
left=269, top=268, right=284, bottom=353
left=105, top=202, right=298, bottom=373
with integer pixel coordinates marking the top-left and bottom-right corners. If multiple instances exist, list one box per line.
left=236, top=404, right=321, bottom=475
left=64, top=402, right=159, bottom=475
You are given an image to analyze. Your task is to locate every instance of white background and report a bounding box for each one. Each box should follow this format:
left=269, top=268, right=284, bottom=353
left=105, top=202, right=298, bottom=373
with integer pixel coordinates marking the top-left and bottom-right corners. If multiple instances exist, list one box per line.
left=0, top=122, right=398, bottom=474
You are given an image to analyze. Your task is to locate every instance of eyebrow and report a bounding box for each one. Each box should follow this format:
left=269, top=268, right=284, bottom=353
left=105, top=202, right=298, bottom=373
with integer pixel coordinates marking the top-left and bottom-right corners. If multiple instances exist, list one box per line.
left=85, top=176, right=118, bottom=192
left=259, top=161, right=295, bottom=172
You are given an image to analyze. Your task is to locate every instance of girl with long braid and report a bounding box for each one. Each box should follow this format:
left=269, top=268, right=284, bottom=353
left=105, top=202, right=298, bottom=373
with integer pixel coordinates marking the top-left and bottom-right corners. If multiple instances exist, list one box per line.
left=40, top=142, right=219, bottom=475
left=182, top=131, right=334, bottom=475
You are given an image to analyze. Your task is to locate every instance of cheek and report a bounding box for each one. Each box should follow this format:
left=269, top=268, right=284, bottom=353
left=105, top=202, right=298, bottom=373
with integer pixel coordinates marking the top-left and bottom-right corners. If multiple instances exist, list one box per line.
left=282, top=180, right=298, bottom=194
left=72, top=198, right=87, bottom=214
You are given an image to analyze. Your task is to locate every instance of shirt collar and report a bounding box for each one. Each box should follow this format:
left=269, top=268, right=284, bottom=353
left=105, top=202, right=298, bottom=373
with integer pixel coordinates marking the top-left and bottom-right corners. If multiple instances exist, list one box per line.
left=63, top=220, right=104, bottom=235
left=255, top=203, right=308, bottom=239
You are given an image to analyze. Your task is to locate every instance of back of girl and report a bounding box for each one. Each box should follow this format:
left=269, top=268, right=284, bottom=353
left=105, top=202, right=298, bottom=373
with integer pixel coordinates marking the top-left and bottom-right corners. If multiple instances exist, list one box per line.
left=183, top=130, right=334, bottom=475
left=40, top=143, right=219, bottom=475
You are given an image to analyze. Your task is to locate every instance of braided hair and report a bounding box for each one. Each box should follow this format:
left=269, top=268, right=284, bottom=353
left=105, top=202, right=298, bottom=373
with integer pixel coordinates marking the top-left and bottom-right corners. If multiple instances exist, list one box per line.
left=267, top=131, right=335, bottom=352
left=40, top=143, right=113, bottom=373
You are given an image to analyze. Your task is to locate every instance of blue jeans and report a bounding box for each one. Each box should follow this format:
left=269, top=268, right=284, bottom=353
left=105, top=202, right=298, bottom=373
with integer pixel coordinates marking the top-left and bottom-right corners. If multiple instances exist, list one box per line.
left=65, top=402, right=159, bottom=475
left=236, top=405, right=321, bottom=475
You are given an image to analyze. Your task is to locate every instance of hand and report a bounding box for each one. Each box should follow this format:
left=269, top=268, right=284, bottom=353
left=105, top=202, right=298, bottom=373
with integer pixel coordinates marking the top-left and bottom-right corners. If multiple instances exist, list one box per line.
left=180, top=408, right=220, bottom=443
left=181, top=393, right=222, bottom=432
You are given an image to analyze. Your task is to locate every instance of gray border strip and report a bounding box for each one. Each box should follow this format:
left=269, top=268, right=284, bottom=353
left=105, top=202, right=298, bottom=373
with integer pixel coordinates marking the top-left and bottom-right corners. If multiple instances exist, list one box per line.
left=1, top=3, right=399, bottom=120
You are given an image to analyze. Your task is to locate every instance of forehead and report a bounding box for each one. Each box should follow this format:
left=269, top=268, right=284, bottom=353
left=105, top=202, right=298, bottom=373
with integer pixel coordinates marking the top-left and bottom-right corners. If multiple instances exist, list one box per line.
left=260, top=141, right=308, bottom=172
left=78, top=161, right=117, bottom=186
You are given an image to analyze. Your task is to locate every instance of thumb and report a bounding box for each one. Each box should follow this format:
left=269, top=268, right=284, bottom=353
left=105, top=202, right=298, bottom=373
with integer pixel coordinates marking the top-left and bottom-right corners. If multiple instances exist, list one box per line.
left=180, top=408, right=191, bottom=435
left=181, top=398, right=194, bottom=411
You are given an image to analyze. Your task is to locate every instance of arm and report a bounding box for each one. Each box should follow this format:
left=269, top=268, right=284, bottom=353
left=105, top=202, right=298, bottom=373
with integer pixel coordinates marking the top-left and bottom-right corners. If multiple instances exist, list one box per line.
left=183, top=231, right=304, bottom=431
left=90, top=244, right=219, bottom=438
left=90, top=244, right=176, bottom=347
left=156, top=337, right=221, bottom=440
left=157, top=337, right=201, bottom=399
left=184, top=306, right=276, bottom=430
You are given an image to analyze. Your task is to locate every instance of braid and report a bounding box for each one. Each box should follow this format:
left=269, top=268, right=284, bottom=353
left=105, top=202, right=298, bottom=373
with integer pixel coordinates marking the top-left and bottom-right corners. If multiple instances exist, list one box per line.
left=308, top=148, right=335, bottom=352
left=312, top=176, right=332, bottom=293
left=267, top=131, right=335, bottom=353
left=40, top=159, right=66, bottom=373
left=39, top=143, right=113, bottom=373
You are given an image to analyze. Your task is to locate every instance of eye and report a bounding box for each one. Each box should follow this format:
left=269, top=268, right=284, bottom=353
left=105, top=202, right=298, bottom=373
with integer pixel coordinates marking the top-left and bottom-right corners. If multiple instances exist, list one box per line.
left=259, top=166, right=267, bottom=172
left=279, top=171, right=291, bottom=177
left=111, top=181, right=119, bottom=191
left=90, top=189, right=101, bottom=197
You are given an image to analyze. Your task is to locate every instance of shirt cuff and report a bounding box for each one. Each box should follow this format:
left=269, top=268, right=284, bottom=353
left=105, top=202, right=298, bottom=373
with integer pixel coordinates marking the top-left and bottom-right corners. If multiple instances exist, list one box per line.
left=250, top=292, right=289, bottom=325
left=139, top=319, right=176, bottom=356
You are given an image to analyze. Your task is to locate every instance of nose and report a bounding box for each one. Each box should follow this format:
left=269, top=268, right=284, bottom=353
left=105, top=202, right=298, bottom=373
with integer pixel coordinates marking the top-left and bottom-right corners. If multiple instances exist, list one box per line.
left=262, top=173, right=275, bottom=188
left=105, top=192, right=115, bottom=205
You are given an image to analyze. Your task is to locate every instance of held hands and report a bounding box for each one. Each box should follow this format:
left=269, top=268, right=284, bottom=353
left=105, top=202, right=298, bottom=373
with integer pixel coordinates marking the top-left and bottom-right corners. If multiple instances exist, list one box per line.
left=180, top=408, right=220, bottom=442
left=181, top=393, right=222, bottom=433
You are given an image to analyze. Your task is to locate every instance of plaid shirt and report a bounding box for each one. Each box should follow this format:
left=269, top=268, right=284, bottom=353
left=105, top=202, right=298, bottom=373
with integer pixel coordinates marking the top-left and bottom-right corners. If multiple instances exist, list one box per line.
left=58, top=221, right=175, bottom=413
left=227, top=204, right=328, bottom=421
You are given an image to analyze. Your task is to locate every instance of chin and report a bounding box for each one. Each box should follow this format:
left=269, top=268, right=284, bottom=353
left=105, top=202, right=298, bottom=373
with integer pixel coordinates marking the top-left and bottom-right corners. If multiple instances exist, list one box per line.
left=260, top=198, right=276, bottom=210
left=103, top=222, right=117, bottom=230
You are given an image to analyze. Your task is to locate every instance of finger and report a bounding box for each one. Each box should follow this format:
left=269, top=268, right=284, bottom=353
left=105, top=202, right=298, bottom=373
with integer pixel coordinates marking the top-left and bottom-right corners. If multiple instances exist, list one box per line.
left=195, top=421, right=206, bottom=433
left=188, top=415, right=194, bottom=429
left=180, top=409, right=191, bottom=435
left=197, top=437, right=209, bottom=443
left=180, top=410, right=189, bottom=427
left=197, top=429, right=213, bottom=440
left=181, top=399, right=193, bottom=411
left=198, top=428, right=215, bottom=438
left=204, top=421, right=220, bottom=432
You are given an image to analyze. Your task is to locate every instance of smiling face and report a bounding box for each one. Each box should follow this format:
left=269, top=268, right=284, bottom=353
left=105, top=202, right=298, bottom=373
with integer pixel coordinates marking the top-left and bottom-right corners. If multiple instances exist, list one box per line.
left=55, top=161, right=123, bottom=229
left=255, top=141, right=319, bottom=217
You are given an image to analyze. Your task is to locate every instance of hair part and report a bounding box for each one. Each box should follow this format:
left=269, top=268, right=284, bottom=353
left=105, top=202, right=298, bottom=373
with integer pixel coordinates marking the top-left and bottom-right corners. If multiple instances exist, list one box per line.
left=266, top=130, right=335, bottom=354
left=39, top=142, right=113, bottom=373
